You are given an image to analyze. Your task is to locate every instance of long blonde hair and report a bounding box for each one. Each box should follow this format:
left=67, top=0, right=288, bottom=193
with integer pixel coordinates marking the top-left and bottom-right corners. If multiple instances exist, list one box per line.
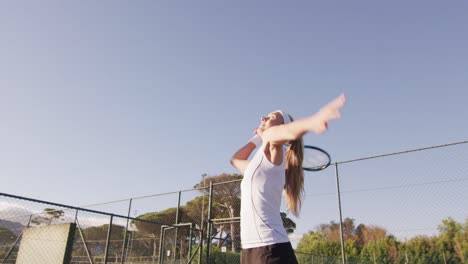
left=284, top=115, right=304, bottom=217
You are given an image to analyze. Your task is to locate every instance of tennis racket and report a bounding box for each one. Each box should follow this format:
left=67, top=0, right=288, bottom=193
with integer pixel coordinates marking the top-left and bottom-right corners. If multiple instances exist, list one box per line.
left=302, top=145, right=331, bottom=171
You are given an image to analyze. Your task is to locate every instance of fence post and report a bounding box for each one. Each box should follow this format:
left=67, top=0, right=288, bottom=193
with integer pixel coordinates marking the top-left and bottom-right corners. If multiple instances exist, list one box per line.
left=198, top=228, right=204, bottom=264
left=74, top=209, right=79, bottom=224
left=174, top=191, right=181, bottom=262
left=121, top=198, right=132, bottom=263
left=27, top=214, right=33, bottom=227
left=104, top=215, right=114, bottom=264
left=334, top=163, right=347, bottom=264
left=205, top=181, right=214, bottom=264
left=199, top=174, right=207, bottom=264
left=159, top=226, right=165, bottom=264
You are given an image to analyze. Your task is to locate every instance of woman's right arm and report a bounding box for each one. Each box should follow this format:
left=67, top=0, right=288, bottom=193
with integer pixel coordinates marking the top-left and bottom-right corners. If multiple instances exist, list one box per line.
left=230, top=142, right=256, bottom=174
left=261, top=94, right=346, bottom=145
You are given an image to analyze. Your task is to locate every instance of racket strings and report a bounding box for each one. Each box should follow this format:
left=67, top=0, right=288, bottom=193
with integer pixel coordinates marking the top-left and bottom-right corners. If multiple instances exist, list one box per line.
left=302, top=146, right=331, bottom=171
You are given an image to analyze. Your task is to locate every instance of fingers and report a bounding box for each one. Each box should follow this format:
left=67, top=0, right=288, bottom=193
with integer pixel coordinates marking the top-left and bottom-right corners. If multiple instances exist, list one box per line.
left=324, top=94, right=346, bottom=111
left=317, top=94, right=346, bottom=122
left=336, top=94, right=346, bottom=106
left=311, top=94, right=346, bottom=134
left=333, top=111, right=341, bottom=120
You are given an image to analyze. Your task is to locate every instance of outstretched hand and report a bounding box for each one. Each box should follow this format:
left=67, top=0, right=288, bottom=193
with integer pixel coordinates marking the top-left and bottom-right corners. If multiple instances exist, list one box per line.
left=312, top=94, right=346, bottom=134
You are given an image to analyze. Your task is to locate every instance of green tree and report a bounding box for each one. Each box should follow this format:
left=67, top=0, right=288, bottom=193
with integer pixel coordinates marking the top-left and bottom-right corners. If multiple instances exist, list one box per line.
left=296, top=217, right=468, bottom=264
left=73, top=224, right=127, bottom=258
left=297, top=218, right=392, bottom=263
left=82, top=224, right=126, bottom=241
left=133, top=207, right=179, bottom=258
left=182, top=196, right=209, bottom=229
left=195, top=173, right=243, bottom=252
left=439, top=218, right=463, bottom=240
left=134, top=207, right=178, bottom=236
left=360, top=237, right=399, bottom=264
left=296, top=231, right=342, bottom=257
left=437, top=217, right=464, bottom=263
left=355, top=224, right=387, bottom=247
left=344, top=239, right=360, bottom=263
left=453, top=218, right=468, bottom=263
left=401, top=236, right=441, bottom=264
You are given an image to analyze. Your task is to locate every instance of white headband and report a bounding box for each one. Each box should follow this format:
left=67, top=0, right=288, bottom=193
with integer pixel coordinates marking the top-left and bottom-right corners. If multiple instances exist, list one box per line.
left=274, top=110, right=291, bottom=125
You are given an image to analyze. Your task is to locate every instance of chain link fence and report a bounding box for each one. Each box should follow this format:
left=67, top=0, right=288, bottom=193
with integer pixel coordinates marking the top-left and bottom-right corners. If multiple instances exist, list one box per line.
left=295, top=141, right=468, bottom=264
left=0, top=193, right=175, bottom=263
left=1, top=140, right=467, bottom=263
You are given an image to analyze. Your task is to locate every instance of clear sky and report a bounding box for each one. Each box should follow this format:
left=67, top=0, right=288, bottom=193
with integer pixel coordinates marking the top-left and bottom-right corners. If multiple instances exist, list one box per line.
left=1, top=1, right=467, bottom=246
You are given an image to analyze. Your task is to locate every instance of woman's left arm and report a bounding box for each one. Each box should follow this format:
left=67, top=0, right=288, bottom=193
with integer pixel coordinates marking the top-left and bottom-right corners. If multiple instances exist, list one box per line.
left=230, top=142, right=257, bottom=174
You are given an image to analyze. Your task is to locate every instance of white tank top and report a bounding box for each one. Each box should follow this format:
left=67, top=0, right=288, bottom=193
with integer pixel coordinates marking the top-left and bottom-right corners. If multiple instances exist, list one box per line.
left=240, top=143, right=290, bottom=249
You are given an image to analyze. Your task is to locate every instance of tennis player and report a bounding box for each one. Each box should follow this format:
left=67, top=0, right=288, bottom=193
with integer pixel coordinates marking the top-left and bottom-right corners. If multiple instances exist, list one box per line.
left=231, top=94, right=346, bottom=264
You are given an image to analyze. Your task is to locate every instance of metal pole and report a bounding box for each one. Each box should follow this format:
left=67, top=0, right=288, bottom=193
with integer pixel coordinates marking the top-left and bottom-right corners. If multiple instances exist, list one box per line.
left=104, top=215, right=114, bottom=264
left=76, top=219, right=94, bottom=264
left=205, top=181, right=214, bottom=264
left=126, top=231, right=134, bottom=261
left=27, top=214, right=33, bottom=227
left=188, top=243, right=202, bottom=264
left=200, top=174, right=207, bottom=231
left=188, top=223, right=193, bottom=262
left=199, top=174, right=207, bottom=264
left=164, top=223, right=196, bottom=262
left=334, top=163, right=347, bottom=264
left=159, top=225, right=167, bottom=264
left=121, top=198, right=132, bottom=263
left=74, top=209, right=79, bottom=224
left=198, top=225, right=204, bottom=264
left=174, top=191, right=181, bottom=261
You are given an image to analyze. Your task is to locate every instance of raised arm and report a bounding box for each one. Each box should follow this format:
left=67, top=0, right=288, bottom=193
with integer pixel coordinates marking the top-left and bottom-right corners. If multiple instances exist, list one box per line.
left=230, top=143, right=256, bottom=174
left=230, top=135, right=262, bottom=174
left=261, top=94, right=346, bottom=144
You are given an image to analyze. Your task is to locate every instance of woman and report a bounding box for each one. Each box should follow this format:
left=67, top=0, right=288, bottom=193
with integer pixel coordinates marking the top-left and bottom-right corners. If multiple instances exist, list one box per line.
left=230, top=94, right=346, bottom=264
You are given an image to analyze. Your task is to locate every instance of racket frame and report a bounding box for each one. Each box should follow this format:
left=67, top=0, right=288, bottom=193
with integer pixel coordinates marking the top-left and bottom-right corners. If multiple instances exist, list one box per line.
left=302, top=145, right=332, bottom=171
